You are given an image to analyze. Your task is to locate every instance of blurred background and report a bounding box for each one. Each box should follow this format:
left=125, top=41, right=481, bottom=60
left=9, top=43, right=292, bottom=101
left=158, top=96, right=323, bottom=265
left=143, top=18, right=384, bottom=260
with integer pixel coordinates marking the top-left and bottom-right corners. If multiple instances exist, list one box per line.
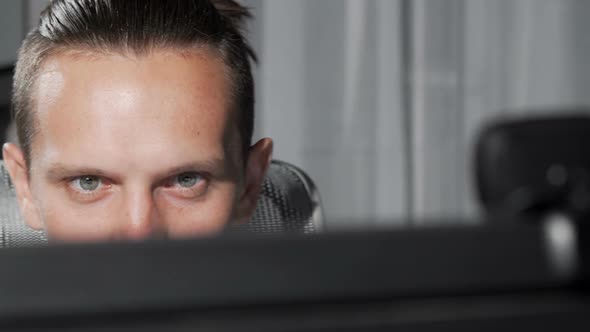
left=1, top=0, right=590, bottom=228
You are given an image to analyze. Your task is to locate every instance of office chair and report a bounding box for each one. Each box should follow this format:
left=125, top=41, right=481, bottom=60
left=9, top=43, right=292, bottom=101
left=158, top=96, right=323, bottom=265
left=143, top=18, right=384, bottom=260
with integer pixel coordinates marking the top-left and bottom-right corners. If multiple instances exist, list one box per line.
left=0, top=160, right=323, bottom=247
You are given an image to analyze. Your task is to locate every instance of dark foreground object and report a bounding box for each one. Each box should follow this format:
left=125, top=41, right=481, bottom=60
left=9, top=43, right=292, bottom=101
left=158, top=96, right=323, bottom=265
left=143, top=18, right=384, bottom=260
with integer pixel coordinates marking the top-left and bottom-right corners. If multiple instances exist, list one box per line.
left=476, top=114, right=590, bottom=220
left=1, top=223, right=590, bottom=331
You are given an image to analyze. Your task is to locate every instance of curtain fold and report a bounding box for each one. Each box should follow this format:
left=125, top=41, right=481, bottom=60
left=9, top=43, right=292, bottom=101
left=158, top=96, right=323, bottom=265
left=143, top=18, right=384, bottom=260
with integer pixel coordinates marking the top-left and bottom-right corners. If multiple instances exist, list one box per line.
left=255, top=0, right=407, bottom=226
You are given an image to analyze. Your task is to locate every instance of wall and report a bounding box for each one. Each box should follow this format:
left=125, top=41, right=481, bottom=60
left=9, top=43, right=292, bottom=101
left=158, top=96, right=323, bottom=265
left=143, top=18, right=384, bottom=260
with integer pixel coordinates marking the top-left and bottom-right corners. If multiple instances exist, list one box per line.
left=0, top=1, right=25, bottom=108
left=0, top=1, right=24, bottom=68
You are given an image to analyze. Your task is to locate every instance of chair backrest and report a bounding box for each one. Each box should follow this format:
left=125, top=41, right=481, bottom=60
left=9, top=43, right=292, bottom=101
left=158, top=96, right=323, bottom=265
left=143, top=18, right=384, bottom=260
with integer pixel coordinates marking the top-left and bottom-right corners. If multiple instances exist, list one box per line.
left=0, top=160, right=323, bottom=247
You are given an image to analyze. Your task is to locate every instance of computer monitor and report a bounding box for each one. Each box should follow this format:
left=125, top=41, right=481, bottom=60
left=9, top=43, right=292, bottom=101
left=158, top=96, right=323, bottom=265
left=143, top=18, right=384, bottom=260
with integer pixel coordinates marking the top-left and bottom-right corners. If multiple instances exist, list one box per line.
left=0, top=222, right=589, bottom=331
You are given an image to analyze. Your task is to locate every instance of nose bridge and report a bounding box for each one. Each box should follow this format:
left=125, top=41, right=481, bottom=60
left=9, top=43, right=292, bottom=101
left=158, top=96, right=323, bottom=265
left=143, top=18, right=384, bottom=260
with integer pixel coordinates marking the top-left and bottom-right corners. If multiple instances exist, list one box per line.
left=122, top=185, right=163, bottom=240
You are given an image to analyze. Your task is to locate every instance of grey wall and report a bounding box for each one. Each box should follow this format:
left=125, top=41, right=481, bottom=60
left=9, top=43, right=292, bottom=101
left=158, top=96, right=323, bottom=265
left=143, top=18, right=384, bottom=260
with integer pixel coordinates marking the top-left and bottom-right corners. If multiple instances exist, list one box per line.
left=0, top=1, right=49, bottom=143
left=0, top=0, right=25, bottom=133
left=0, top=1, right=24, bottom=68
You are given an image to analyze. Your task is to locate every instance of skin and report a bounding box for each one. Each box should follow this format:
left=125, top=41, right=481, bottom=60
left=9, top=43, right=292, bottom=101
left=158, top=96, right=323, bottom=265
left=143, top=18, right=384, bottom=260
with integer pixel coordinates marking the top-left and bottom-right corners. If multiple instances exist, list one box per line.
left=2, top=48, right=273, bottom=243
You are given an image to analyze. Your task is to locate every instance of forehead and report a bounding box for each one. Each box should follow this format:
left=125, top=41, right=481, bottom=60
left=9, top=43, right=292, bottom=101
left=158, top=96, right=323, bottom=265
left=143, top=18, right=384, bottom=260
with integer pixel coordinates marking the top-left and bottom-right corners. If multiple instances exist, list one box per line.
left=30, top=49, right=238, bottom=172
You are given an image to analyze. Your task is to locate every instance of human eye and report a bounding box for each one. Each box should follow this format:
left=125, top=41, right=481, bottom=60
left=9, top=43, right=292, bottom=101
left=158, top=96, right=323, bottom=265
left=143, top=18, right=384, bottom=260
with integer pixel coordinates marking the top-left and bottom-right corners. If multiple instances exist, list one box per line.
left=175, top=173, right=202, bottom=188
left=164, top=172, right=208, bottom=199
left=72, top=176, right=102, bottom=191
left=67, top=176, right=110, bottom=202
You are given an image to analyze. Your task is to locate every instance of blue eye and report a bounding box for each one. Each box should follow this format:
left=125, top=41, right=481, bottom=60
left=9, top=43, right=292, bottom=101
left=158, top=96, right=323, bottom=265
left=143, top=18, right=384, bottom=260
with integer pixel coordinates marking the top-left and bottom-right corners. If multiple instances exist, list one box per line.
left=77, top=176, right=101, bottom=191
left=176, top=173, right=201, bottom=188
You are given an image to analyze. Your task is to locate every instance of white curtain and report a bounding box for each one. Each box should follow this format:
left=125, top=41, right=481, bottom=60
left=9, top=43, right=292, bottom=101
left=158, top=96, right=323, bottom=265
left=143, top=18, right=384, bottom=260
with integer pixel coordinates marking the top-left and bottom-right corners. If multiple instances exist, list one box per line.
left=248, top=0, right=408, bottom=227
left=248, top=0, right=590, bottom=227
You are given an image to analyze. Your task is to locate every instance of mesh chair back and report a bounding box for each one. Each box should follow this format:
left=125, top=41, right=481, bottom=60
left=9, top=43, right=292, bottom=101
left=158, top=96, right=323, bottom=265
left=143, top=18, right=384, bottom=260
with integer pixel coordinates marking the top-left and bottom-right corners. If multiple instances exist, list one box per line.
left=0, top=160, right=322, bottom=247
left=0, top=162, right=45, bottom=247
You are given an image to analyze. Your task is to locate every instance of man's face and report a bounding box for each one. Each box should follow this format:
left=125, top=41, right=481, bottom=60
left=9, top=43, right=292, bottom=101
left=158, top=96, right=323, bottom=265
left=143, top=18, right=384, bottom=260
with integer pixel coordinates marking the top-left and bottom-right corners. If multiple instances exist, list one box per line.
left=3, top=49, right=272, bottom=243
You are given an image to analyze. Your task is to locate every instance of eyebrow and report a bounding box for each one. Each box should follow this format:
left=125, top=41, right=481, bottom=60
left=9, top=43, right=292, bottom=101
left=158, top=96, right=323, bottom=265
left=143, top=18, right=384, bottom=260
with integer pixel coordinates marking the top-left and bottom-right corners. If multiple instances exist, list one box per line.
left=157, top=159, right=227, bottom=179
left=46, top=165, right=115, bottom=182
left=45, top=158, right=228, bottom=182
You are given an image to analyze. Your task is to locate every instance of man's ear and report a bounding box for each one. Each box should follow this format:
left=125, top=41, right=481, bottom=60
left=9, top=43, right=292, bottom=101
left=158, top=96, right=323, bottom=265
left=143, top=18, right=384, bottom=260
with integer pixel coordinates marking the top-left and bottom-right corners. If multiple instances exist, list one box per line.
left=234, top=138, right=273, bottom=224
left=2, top=143, right=43, bottom=230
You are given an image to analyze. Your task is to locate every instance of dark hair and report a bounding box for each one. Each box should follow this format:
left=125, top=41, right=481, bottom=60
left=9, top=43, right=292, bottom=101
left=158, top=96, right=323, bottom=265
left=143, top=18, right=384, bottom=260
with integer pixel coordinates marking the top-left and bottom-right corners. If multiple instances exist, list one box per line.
left=12, top=0, right=257, bottom=165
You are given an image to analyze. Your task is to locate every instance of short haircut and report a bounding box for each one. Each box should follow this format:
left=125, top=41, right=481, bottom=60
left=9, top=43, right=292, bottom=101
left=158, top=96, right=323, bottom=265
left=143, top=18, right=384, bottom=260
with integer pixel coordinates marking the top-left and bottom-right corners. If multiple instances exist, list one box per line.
left=12, top=0, right=257, bottom=165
